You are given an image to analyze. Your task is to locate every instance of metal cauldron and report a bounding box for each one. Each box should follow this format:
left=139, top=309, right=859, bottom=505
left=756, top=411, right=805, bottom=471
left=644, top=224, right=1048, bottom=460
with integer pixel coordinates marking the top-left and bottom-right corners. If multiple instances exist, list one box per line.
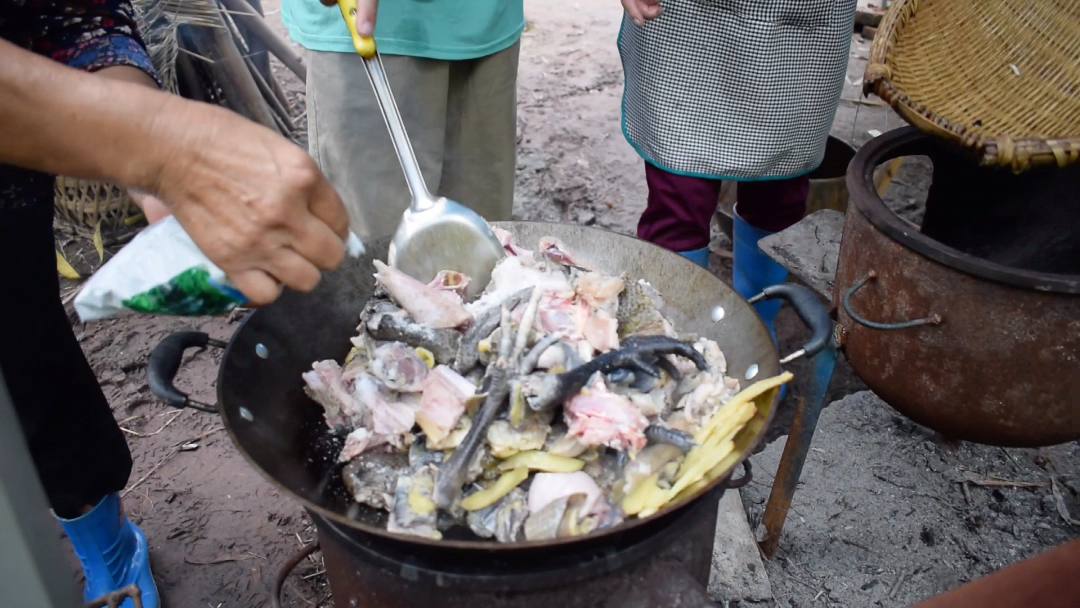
left=834, top=127, right=1080, bottom=447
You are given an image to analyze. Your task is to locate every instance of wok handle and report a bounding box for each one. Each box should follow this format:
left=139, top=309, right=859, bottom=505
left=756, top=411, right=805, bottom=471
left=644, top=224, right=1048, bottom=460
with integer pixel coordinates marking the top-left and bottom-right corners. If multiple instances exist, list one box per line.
left=749, top=283, right=832, bottom=364
left=147, top=331, right=226, bottom=413
left=727, top=459, right=753, bottom=489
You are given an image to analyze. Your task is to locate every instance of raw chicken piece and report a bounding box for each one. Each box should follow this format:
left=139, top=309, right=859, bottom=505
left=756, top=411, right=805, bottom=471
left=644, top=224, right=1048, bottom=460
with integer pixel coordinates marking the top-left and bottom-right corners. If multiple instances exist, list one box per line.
left=426, top=415, right=472, bottom=451
left=616, top=279, right=676, bottom=339
left=627, top=386, right=671, bottom=419
left=467, top=487, right=528, bottom=542
left=339, top=427, right=383, bottom=462
left=387, top=467, right=441, bottom=540
left=341, top=451, right=409, bottom=510
left=363, top=301, right=461, bottom=365
left=486, top=419, right=549, bottom=459
left=467, top=256, right=572, bottom=316
left=344, top=331, right=376, bottom=378
left=527, top=471, right=604, bottom=515
left=573, top=272, right=625, bottom=314
left=676, top=375, right=741, bottom=428
left=426, top=270, right=470, bottom=298
left=353, top=373, right=416, bottom=448
left=493, top=228, right=536, bottom=264
left=416, top=365, right=476, bottom=445
left=564, top=378, right=648, bottom=452
left=303, top=360, right=361, bottom=429
left=536, top=294, right=589, bottom=339
left=621, top=444, right=683, bottom=491
left=493, top=227, right=513, bottom=247
left=523, top=495, right=571, bottom=541
left=373, top=260, right=472, bottom=329
left=538, top=237, right=596, bottom=271
left=582, top=308, right=619, bottom=353
left=370, top=342, right=429, bottom=392
left=696, top=338, right=728, bottom=374
left=544, top=428, right=589, bottom=458
left=532, top=340, right=587, bottom=371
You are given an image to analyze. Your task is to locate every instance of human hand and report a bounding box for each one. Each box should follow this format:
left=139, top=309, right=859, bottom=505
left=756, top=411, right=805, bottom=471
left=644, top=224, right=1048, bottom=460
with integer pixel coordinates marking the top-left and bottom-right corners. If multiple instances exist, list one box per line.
left=144, top=97, right=350, bottom=306
left=320, top=0, right=378, bottom=37
left=0, top=43, right=347, bottom=308
left=128, top=190, right=171, bottom=223
left=622, top=0, right=663, bottom=26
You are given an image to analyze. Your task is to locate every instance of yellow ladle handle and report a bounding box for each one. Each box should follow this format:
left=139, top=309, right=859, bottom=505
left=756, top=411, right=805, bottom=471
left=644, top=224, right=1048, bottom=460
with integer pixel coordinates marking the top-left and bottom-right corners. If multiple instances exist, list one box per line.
left=336, top=0, right=376, bottom=58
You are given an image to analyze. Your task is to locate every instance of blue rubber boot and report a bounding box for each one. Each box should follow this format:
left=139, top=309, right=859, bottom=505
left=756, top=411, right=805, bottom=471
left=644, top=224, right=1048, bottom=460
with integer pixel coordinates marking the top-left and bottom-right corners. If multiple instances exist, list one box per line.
left=732, top=207, right=791, bottom=399
left=732, top=208, right=788, bottom=346
left=56, top=493, right=160, bottom=608
left=678, top=247, right=710, bottom=269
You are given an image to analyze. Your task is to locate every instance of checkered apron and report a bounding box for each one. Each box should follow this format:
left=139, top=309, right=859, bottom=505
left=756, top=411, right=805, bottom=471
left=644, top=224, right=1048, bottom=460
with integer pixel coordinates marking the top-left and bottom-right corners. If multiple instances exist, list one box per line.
left=619, top=0, right=857, bottom=180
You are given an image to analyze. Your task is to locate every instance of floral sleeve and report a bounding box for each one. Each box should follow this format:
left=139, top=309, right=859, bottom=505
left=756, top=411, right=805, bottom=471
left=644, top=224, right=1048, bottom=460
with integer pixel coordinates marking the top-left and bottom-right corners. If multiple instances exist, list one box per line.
left=4, top=0, right=162, bottom=88
left=0, top=0, right=162, bottom=210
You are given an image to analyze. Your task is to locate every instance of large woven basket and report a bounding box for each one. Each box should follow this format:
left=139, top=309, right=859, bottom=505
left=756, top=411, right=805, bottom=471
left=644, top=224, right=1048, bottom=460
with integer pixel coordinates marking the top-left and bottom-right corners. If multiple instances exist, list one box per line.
left=865, top=0, right=1080, bottom=172
left=53, top=0, right=182, bottom=231
left=54, top=178, right=137, bottom=231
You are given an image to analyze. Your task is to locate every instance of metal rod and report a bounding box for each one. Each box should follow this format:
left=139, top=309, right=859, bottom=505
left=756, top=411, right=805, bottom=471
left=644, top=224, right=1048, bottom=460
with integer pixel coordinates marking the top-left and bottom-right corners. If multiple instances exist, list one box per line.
left=758, top=336, right=839, bottom=558
left=244, top=53, right=295, bottom=134
left=218, top=0, right=309, bottom=83
left=361, top=53, right=434, bottom=210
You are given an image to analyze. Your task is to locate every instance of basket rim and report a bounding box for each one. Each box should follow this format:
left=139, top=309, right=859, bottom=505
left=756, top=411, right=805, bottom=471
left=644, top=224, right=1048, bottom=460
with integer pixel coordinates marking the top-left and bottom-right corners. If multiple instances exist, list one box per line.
left=863, top=0, right=1080, bottom=172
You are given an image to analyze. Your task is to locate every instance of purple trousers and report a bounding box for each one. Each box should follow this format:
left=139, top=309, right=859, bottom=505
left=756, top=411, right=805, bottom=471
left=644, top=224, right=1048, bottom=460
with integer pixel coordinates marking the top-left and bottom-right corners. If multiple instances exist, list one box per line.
left=637, top=162, right=811, bottom=251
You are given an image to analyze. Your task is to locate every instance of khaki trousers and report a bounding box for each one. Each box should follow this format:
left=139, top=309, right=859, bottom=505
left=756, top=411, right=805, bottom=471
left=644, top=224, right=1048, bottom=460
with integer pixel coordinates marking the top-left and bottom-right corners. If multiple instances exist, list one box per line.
left=306, top=42, right=520, bottom=242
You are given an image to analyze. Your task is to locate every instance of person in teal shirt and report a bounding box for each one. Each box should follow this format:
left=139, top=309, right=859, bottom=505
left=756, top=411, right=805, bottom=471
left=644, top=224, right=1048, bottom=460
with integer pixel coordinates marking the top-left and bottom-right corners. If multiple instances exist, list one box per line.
left=283, top=0, right=525, bottom=242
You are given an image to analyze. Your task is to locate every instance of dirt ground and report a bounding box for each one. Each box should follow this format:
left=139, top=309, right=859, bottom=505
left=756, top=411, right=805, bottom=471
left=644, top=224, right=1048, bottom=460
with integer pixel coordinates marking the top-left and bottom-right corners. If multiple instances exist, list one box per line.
left=46, top=0, right=1078, bottom=606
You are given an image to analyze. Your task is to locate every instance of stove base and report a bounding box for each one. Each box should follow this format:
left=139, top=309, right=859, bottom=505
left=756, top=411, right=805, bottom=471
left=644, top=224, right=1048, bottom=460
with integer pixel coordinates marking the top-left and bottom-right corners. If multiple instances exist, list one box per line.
left=314, top=491, right=722, bottom=608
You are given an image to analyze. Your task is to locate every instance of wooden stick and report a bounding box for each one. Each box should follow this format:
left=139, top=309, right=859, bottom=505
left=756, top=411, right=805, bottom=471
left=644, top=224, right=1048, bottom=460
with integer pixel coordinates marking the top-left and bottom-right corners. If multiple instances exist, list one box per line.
left=218, top=5, right=292, bottom=135
left=182, top=14, right=278, bottom=130
left=239, top=0, right=292, bottom=108
left=230, top=0, right=274, bottom=86
left=244, top=54, right=294, bottom=133
left=174, top=44, right=208, bottom=102
left=218, top=0, right=308, bottom=83
left=969, top=478, right=1048, bottom=489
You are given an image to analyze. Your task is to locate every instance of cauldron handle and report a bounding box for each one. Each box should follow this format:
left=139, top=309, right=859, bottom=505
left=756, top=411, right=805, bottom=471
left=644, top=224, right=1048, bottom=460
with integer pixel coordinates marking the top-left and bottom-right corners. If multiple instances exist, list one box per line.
left=748, top=283, right=832, bottom=364
left=147, top=331, right=226, bottom=413
left=842, top=271, right=944, bottom=330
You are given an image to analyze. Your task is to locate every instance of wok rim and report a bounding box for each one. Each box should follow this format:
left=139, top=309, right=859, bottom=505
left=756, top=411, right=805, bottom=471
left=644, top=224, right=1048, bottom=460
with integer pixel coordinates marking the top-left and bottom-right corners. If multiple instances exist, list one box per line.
left=215, top=222, right=780, bottom=551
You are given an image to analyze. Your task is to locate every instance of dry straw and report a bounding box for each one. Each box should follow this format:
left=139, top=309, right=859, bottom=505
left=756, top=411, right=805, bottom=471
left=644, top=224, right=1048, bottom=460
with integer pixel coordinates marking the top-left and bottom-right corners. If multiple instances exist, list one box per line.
left=865, top=0, right=1080, bottom=172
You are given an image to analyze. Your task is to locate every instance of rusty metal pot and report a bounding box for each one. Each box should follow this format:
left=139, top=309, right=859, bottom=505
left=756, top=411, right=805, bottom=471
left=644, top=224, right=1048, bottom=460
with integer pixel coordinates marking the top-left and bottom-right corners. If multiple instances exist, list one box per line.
left=835, top=127, right=1080, bottom=447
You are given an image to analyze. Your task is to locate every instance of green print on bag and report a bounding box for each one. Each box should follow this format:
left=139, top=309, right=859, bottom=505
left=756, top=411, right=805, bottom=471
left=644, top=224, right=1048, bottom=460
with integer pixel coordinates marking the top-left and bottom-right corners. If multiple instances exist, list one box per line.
left=122, top=267, right=244, bottom=316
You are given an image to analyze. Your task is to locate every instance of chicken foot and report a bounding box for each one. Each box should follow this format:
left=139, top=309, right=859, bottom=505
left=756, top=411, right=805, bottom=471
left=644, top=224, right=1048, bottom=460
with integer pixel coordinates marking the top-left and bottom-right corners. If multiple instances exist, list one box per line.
left=454, top=287, right=533, bottom=373
left=434, top=287, right=541, bottom=511
left=644, top=424, right=697, bottom=453
left=526, top=336, right=708, bottom=413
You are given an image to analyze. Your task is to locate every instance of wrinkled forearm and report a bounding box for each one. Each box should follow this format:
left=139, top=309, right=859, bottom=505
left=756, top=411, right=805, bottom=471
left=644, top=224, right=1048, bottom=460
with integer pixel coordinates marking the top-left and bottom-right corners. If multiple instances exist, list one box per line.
left=0, top=38, right=178, bottom=193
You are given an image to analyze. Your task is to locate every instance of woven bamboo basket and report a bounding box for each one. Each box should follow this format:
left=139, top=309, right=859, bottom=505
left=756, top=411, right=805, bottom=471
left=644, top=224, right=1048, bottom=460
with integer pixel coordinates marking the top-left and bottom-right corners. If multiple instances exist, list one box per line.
left=53, top=0, right=184, bottom=231
left=865, top=0, right=1080, bottom=172
left=54, top=178, right=138, bottom=231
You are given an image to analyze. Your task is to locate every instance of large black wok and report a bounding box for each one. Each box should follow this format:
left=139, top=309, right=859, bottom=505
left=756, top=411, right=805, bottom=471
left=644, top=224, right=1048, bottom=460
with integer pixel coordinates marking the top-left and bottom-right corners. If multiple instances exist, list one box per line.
left=148, top=222, right=829, bottom=558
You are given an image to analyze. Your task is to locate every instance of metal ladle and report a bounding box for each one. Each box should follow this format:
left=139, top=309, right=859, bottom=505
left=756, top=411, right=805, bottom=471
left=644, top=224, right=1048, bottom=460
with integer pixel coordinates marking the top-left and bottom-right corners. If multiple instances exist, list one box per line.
left=335, top=0, right=505, bottom=299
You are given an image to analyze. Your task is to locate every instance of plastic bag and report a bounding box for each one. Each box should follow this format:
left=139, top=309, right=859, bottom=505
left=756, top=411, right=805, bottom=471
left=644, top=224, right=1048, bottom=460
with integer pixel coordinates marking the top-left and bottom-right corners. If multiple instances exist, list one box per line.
left=74, top=215, right=365, bottom=322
